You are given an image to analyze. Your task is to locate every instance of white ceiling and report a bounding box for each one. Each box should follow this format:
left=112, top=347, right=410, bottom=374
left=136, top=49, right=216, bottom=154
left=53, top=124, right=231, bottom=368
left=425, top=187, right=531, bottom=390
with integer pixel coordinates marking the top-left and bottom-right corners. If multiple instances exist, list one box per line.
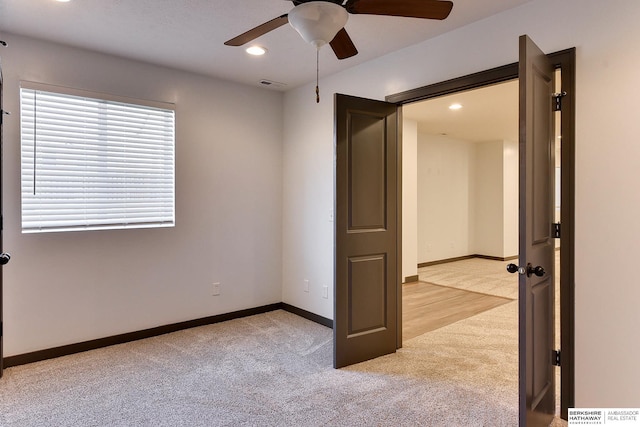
left=403, top=79, right=519, bottom=143
left=0, top=0, right=533, bottom=90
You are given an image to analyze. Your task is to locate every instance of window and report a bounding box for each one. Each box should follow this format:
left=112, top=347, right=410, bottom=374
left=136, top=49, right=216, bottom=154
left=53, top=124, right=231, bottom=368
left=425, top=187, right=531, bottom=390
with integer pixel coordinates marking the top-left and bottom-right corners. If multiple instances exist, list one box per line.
left=20, top=82, right=175, bottom=233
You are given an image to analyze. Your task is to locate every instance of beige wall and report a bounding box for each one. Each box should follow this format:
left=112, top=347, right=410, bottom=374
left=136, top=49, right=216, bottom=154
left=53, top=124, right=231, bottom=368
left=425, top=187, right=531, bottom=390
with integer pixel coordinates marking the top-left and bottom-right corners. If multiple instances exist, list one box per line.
left=402, top=120, right=418, bottom=281
left=417, top=133, right=474, bottom=262
left=0, top=33, right=284, bottom=356
left=415, top=135, right=517, bottom=263
left=473, top=140, right=508, bottom=258
left=503, top=139, right=519, bottom=257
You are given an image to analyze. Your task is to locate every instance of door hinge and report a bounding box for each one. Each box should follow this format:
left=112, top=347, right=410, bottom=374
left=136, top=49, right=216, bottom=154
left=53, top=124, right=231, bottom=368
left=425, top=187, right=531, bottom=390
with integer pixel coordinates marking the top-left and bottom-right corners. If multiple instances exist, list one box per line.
left=552, top=349, right=561, bottom=366
left=553, top=91, right=567, bottom=111
left=553, top=222, right=561, bottom=238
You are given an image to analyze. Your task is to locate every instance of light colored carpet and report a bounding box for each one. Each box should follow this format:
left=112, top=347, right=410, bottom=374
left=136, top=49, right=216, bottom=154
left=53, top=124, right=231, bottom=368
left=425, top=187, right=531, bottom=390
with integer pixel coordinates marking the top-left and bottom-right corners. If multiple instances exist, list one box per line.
left=418, top=256, right=567, bottom=427
left=0, top=308, right=521, bottom=427
left=1, top=256, right=567, bottom=426
left=418, top=258, right=519, bottom=299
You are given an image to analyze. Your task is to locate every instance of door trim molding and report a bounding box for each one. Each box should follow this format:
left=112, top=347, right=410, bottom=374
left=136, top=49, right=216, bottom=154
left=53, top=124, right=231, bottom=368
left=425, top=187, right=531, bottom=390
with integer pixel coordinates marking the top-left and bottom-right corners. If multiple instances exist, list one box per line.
left=386, top=47, right=576, bottom=419
left=386, top=63, right=517, bottom=105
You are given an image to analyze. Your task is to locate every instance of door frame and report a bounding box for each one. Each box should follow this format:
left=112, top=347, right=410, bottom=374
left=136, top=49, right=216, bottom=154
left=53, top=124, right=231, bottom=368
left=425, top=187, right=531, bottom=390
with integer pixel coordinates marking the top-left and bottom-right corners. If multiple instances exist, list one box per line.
left=386, top=48, right=575, bottom=419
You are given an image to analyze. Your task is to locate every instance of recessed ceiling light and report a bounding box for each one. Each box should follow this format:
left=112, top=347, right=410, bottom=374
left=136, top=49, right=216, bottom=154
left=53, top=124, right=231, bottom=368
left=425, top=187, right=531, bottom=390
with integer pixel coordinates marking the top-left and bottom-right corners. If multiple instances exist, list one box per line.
left=246, top=46, right=267, bottom=56
left=55, top=0, right=71, bottom=2
left=449, top=103, right=463, bottom=110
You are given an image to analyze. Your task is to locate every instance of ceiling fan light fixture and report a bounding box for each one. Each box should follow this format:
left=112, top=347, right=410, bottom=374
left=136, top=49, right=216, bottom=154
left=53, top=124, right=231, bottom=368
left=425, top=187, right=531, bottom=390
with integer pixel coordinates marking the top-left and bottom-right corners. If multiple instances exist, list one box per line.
left=288, top=1, right=348, bottom=48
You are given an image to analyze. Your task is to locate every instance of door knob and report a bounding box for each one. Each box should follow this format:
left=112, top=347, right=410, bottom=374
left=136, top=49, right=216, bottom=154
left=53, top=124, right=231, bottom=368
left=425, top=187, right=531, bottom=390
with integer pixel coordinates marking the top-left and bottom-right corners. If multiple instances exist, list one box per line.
left=507, top=263, right=545, bottom=277
left=506, top=263, right=519, bottom=274
left=0, top=253, right=10, bottom=265
left=506, top=263, right=527, bottom=275
left=527, top=264, right=545, bottom=277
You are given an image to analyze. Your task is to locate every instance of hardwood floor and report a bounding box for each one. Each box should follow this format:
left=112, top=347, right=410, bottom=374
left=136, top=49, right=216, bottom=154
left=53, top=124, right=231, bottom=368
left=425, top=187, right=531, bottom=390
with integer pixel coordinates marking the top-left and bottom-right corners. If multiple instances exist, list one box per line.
left=402, top=280, right=513, bottom=341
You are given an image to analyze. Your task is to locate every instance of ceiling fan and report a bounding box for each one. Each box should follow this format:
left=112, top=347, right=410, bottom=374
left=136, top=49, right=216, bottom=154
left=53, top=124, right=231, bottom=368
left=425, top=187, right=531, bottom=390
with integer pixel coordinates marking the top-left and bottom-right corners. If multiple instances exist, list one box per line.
left=224, top=0, right=454, bottom=60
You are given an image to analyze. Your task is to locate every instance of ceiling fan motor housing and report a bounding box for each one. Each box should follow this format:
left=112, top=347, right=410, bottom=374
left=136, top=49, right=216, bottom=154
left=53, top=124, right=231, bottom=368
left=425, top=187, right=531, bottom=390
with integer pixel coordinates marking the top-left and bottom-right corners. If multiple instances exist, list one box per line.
left=288, top=1, right=349, bottom=48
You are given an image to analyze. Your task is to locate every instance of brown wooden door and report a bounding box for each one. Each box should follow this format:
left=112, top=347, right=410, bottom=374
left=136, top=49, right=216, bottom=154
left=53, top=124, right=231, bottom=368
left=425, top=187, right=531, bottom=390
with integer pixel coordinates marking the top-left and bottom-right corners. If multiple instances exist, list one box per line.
left=334, top=93, right=400, bottom=368
left=518, top=35, right=557, bottom=425
left=0, top=63, right=5, bottom=377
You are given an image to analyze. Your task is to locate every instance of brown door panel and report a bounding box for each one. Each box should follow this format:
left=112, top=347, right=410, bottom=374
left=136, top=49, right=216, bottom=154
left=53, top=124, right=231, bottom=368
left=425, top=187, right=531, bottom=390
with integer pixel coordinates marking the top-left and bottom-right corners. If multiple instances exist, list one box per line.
left=518, top=34, right=557, bottom=425
left=335, top=94, right=399, bottom=369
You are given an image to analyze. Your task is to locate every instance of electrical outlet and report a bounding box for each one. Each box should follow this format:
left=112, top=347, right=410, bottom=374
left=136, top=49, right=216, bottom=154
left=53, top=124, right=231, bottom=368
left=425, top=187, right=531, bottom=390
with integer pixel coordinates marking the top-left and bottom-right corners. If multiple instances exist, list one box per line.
left=322, top=285, right=328, bottom=299
left=212, top=282, right=221, bottom=296
left=303, top=279, right=309, bottom=293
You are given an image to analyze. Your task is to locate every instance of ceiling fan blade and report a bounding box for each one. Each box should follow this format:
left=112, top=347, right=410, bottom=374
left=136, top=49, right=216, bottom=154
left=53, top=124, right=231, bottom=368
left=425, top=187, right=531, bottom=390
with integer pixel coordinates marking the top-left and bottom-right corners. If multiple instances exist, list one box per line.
left=345, top=0, right=453, bottom=20
left=330, top=28, right=358, bottom=60
left=224, top=14, right=289, bottom=46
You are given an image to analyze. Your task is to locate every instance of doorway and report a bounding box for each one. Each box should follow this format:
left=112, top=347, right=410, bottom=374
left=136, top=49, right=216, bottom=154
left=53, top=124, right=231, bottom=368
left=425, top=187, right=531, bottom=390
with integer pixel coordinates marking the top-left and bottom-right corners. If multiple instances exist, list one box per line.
left=386, top=48, right=575, bottom=420
left=403, top=78, right=519, bottom=279
left=401, top=73, right=563, bottom=416
left=401, top=78, right=520, bottom=344
left=333, top=44, right=575, bottom=422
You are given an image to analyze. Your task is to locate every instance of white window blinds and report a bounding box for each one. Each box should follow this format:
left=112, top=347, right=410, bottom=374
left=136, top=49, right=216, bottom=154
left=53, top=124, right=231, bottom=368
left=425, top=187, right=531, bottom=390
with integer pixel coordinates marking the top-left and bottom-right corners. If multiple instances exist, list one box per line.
left=20, top=83, right=175, bottom=233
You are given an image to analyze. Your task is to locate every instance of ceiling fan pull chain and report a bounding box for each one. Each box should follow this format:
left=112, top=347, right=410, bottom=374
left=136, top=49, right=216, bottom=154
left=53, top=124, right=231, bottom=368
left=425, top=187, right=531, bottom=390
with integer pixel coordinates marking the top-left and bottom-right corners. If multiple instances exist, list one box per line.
left=316, top=47, right=320, bottom=103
